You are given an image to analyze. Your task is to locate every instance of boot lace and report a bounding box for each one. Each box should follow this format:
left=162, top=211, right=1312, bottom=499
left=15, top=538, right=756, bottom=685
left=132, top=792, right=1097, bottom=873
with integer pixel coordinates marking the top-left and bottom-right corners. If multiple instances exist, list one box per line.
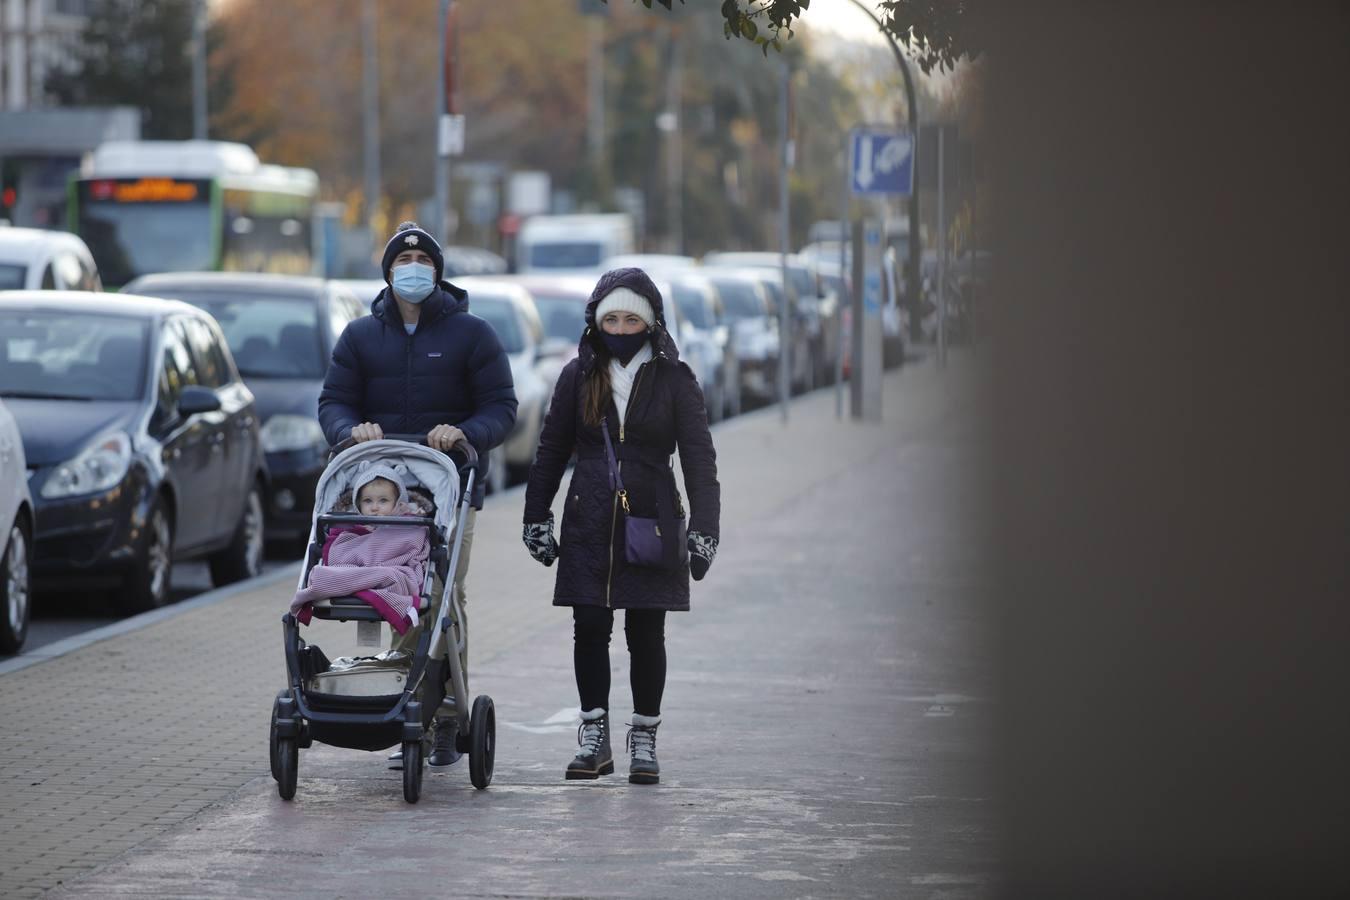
left=577, top=718, right=607, bottom=757
left=627, top=725, right=657, bottom=764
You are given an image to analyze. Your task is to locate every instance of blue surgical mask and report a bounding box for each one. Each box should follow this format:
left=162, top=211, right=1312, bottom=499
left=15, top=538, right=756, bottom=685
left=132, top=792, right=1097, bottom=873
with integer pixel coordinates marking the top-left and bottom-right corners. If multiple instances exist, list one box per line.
left=391, top=262, right=436, bottom=304
left=601, top=330, right=650, bottom=364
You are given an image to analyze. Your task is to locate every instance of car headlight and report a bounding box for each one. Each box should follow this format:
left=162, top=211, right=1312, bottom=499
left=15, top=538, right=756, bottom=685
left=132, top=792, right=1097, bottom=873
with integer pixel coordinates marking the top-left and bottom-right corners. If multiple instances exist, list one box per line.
left=260, top=414, right=327, bottom=453
left=41, top=432, right=131, bottom=499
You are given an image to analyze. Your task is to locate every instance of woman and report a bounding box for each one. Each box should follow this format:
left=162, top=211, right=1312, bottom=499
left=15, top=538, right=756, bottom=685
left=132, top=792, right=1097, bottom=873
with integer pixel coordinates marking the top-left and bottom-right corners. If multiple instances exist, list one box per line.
left=522, top=267, right=720, bottom=785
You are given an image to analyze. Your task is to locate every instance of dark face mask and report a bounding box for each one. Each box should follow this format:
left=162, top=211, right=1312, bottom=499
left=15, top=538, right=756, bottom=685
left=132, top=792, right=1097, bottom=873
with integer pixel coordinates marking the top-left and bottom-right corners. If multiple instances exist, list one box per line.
left=601, top=330, right=651, bottom=365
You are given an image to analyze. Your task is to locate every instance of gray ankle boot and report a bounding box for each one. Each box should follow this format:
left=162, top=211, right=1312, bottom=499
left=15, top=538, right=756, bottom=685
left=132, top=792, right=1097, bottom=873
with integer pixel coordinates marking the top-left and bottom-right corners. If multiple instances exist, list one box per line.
left=565, top=708, right=613, bottom=780
left=627, top=713, right=661, bottom=785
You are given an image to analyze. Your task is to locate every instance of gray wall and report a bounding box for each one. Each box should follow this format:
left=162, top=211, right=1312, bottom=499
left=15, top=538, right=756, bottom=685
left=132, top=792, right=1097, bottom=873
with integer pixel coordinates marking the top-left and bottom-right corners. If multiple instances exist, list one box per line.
left=982, top=3, right=1349, bottom=896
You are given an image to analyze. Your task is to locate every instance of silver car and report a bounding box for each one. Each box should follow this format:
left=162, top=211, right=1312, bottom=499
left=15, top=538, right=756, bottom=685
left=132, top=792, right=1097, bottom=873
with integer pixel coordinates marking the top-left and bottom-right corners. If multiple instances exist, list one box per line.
left=0, top=397, right=34, bottom=653
left=452, top=278, right=554, bottom=492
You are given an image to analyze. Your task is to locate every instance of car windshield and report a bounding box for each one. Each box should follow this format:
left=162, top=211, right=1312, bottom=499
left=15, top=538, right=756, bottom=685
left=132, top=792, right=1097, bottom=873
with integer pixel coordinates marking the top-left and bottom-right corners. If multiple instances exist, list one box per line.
left=472, top=297, right=524, bottom=353
left=0, top=311, right=148, bottom=400
left=711, top=280, right=764, bottom=320
left=150, top=291, right=323, bottom=379
left=0, top=264, right=25, bottom=290
left=672, top=283, right=712, bottom=329
left=531, top=295, right=587, bottom=342
left=528, top=242, right=602, bottom=269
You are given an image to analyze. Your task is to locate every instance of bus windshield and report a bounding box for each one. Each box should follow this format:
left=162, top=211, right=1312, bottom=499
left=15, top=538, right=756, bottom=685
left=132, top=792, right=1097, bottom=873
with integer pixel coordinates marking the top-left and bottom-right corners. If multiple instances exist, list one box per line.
left=78, top=196, right=214, bottom=287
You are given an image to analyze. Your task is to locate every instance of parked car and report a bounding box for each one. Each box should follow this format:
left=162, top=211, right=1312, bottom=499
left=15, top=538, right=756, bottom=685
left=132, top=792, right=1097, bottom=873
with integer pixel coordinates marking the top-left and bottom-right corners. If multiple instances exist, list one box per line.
left=336, top=278, right=387, bottom=309
left=702, top=252, right=828, bottom=391
left=659, top=274, right=735, bottom=422
left=492, top=274, right=593, bottom=368
left=701, top=271, right=780, bottom=404
left=600, top=253, right=698, bottom=280
left=0, top=397, right=34, bottom=653
left=0, top=291, right=268, bottom=613
left=442, top=245, right=508, bottom=277
left=0, top=227, right=101, bottom=292
left=452, top=277, right=555, bottom=490
left=122, top=273, right=367, bottom=548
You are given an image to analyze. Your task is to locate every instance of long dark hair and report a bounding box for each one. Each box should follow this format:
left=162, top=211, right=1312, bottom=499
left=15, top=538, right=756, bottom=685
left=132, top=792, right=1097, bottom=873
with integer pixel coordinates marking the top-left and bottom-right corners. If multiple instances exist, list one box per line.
left=583, top=364, right=611, bottom=428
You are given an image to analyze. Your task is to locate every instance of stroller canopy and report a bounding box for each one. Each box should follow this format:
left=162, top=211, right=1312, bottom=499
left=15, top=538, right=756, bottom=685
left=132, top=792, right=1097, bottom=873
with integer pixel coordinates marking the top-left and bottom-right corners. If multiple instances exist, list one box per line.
left=314, top=440, right=463, bottom=534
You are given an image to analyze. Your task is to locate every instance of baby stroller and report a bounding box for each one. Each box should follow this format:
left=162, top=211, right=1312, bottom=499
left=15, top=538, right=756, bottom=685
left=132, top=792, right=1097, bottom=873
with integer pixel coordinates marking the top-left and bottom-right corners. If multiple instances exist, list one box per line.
left=269, top=435, right=494, bottom=803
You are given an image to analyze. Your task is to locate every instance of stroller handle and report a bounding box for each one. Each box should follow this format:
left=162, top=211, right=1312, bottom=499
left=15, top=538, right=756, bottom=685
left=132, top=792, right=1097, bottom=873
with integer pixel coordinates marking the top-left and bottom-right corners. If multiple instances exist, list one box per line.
left=329, top=433, right=480, bottom=473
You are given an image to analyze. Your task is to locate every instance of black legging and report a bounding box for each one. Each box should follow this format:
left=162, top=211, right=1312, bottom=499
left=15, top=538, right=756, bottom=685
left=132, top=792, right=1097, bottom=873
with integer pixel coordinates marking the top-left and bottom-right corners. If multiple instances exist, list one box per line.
left=573, top=606, right=667, bottom=717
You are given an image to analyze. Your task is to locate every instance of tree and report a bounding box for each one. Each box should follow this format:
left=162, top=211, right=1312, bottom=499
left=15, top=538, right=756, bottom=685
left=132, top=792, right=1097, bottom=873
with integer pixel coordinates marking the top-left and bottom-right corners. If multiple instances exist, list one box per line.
left=45, top=0, right=198, bottom=139
left=609, top=0, right=983, bottom=73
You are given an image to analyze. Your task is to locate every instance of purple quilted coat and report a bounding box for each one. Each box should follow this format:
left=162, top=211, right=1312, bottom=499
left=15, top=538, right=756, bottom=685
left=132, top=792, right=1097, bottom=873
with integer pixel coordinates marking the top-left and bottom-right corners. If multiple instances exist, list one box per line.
left=523, top=268, right=720, bottom=611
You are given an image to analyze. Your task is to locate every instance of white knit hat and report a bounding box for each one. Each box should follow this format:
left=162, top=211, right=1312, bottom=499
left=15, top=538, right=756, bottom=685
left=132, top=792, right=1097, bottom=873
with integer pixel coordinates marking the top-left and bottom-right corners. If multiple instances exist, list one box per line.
left=594, top=287, right=655, bottom=328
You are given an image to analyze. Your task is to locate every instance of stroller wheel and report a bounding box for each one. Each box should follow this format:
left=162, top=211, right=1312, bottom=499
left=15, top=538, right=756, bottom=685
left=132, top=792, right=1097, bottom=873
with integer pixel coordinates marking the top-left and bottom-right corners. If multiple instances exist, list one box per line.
left=276, top=737, right=297, bottom=800
left=402, top=739, right=423, bottom=803
left=469, top=695, right=495, bottom=790
left=268, top=689, right=290, bottom=781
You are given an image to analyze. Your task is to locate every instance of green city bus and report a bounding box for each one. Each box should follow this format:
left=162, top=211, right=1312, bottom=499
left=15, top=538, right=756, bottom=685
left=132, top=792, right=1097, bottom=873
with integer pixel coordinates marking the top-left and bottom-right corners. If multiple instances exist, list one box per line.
left=69, top=141, right=318, bottom=289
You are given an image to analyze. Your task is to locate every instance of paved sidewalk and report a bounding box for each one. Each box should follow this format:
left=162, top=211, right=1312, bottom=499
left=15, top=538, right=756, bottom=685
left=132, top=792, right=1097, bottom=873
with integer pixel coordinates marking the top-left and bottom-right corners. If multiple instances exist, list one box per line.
left=2, top=355, right=994, bottom=899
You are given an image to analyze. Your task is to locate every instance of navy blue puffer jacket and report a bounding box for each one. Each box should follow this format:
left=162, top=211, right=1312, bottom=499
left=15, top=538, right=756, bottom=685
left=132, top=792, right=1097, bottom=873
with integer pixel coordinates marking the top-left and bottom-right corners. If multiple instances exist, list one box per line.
left=318, top=282, right=518, bottom=507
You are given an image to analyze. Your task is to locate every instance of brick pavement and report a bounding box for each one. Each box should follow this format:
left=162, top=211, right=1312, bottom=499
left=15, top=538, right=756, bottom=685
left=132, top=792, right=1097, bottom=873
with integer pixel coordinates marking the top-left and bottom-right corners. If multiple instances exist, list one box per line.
left=2, top=355, right=988, bottom=898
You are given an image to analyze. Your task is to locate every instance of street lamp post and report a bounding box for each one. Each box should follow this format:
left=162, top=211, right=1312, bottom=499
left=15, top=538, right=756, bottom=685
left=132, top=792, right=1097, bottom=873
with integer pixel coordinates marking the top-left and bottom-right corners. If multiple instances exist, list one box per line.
left=841, top=0, right=922, bottom=341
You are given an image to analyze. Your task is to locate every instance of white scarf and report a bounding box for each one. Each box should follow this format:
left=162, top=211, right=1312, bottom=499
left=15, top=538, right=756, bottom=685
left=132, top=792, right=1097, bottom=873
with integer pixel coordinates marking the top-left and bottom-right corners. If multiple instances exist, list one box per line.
left=609, top=343, right=653, bottom=426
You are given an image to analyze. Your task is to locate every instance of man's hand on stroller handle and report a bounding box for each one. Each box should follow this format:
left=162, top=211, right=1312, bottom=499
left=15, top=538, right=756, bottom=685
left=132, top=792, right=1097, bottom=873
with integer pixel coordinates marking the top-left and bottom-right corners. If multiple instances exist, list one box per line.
left=427, top=424, right=465, bottom=454
left=350, top=422, right=384, bottom=443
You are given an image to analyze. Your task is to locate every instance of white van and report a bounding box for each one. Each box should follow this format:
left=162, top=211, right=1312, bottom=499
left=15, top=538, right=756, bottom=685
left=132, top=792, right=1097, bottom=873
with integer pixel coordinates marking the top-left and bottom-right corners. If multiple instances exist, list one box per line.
left=0, top=227, right=102, bottom=291
left=516, top=214, right=635, bottom=276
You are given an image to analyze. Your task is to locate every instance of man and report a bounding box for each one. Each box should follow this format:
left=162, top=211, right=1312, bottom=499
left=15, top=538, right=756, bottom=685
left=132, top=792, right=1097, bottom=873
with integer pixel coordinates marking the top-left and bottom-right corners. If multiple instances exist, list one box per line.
left=319, top=221, right=517, bottom=768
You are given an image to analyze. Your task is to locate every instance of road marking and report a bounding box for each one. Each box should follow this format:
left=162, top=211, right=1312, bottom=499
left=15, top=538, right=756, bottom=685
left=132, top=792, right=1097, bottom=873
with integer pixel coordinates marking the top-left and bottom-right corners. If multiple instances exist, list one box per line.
left=502, top=706, right=578, bottom=734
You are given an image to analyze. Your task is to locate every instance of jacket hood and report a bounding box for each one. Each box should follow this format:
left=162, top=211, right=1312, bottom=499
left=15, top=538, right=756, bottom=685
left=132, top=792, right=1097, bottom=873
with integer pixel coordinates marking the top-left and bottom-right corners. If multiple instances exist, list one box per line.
left=579, top=267, right=680, bottom=372
left=371, top=281, right=468, bottom=327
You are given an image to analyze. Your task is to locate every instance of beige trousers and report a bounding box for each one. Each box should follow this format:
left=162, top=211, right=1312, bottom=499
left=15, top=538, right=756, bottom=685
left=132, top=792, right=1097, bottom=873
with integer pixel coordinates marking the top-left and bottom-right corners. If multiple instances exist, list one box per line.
left=392, top=507, right=475, bottom=708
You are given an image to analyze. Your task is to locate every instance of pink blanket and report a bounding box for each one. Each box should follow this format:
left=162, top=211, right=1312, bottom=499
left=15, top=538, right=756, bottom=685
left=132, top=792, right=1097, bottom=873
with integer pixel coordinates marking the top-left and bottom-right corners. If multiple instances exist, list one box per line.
left=291, top=524, right=430, bottom=634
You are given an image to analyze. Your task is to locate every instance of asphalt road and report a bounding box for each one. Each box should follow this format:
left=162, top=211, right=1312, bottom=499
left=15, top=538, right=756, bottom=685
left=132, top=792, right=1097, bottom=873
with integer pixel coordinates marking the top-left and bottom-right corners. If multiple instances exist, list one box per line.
left=5, top=557, right=294, bottom=659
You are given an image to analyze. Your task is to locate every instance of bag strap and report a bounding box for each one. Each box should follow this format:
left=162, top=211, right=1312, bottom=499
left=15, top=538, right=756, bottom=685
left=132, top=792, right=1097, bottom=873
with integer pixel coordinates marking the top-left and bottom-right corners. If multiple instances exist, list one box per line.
left=599, top=417, right=631, bottom=514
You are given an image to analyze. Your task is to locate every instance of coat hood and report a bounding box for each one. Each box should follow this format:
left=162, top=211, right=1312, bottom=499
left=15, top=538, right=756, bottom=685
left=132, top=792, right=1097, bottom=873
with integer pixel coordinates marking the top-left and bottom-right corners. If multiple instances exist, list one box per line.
left=371, top=281, right=468, bottom=327
left=579, top=267, right=680, bottom=372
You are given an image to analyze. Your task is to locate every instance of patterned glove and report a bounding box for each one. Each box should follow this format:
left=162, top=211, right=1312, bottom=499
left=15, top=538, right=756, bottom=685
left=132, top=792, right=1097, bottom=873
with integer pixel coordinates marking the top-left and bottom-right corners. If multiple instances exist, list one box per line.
left=523, top=514, right=559, bottom=567
left=688, top=531, right=717, bottom=581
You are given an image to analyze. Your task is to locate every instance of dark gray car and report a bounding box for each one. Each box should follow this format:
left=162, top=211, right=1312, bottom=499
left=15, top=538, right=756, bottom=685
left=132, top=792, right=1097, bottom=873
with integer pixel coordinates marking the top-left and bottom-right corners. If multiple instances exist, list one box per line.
left=0, top=291, right=268, bottom=613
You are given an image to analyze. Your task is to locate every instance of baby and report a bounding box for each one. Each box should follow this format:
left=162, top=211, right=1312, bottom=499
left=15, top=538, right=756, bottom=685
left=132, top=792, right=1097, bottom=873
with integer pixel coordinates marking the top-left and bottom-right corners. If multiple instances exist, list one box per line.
left=354, top=467, right=407, bottom=519
left=291, top=461, right=429, bottom=634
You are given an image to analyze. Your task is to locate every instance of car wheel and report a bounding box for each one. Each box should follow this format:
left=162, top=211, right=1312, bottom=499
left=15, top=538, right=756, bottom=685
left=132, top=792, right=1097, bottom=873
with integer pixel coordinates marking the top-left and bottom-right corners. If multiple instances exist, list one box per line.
left=120, top=497, right=173, bottom=615
left=209, top=482, right=265, bottom=587
left=0, top=518, right=32, bottom=654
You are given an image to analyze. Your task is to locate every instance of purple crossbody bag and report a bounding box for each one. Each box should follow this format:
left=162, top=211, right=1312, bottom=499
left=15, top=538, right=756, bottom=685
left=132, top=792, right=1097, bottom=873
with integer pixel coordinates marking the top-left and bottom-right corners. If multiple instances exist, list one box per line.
left=601, top=417, right=688, bottom=572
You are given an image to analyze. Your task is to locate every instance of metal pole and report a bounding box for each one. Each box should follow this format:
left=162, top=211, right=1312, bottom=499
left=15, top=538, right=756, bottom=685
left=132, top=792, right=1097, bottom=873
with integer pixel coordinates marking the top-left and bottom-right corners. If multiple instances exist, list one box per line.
left=778, top=59, right=791, bottom=424
left=664, top=26, right=683, bottom=253
left=434, top=0, right=451, bottom=242
left=937, top=125, right=947, bottom=368
left=361, top=0, right=382, bottom=233
left=836, top=149, right=848, bottom=419
left=191, top=0, right=208, bottom=139
left=587, top=16, right=605, bottom=172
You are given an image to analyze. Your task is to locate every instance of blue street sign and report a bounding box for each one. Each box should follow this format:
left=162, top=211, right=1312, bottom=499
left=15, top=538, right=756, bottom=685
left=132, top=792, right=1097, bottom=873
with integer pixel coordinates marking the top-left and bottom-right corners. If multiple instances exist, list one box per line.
left=850, top=129, right=914, bottom=196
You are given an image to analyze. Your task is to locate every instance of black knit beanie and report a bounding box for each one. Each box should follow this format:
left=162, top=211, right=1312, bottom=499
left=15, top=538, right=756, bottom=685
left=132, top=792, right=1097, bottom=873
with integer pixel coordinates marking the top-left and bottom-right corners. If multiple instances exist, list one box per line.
left=381, top=221, right=444, bottom=284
